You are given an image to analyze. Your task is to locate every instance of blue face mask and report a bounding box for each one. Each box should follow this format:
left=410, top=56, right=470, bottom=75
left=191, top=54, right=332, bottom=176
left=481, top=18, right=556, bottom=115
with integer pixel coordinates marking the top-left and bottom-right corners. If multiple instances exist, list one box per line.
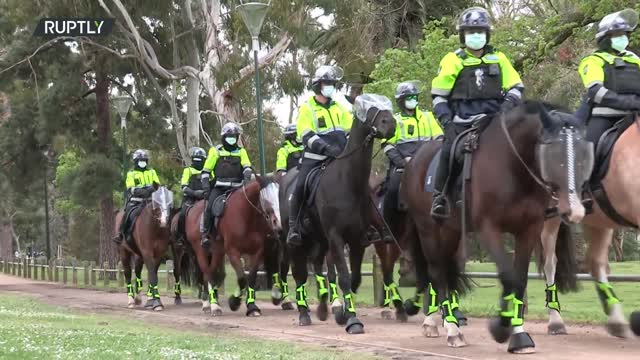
left=137, top=161, right=147, bottom=169
left=465, top=32, right=487, bottom=50
left=405, top=99, right=418, bottom=110
left=321, top=85, right=335, bottom=98
left=225, top=136, right=237, bottom=146
left=611, top=35, right=629, bottom=52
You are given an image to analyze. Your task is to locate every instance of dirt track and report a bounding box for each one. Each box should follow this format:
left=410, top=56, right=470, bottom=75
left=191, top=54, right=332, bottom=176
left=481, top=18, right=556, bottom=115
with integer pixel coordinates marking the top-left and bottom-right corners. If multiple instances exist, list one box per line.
left=1, top=274, right=639, bottom=359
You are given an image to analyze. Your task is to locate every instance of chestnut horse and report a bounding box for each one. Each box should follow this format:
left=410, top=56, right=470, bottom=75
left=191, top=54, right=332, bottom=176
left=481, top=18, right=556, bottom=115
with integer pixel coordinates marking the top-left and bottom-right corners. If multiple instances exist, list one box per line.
left=114, top=187, right=174, bottom=311
left=402, top=103, right=592, bottom=353
left=542, top=114, right=640, bottom=338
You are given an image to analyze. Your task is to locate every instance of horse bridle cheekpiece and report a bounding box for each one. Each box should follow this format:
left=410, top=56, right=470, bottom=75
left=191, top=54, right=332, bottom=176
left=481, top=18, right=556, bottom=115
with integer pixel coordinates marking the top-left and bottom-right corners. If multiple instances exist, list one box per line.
left=353, top=94, right=393, bottom=138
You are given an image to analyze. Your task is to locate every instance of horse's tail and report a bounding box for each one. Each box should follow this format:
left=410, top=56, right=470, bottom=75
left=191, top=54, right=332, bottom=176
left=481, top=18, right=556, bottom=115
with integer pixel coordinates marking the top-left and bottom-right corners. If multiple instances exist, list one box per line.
left=553, top=222, right=578, bottom=292
left=181, top=249, right=198, bottom=288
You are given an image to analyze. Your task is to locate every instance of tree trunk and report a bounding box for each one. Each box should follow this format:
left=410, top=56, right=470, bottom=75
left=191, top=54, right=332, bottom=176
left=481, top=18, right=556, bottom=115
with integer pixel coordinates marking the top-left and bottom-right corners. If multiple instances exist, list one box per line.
left=612, top=229, right=624, bottom=262
left=95, top=65, right=118, bottom=269
left=0, top=220, right=12, bottom=258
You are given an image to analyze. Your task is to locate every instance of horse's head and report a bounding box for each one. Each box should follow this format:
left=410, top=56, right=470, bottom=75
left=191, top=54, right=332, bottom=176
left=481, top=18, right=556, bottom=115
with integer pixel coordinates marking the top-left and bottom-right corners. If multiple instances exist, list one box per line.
left=151, top=186, right=174, bottom=228
left=536, top=108, right=594, bottom=223
left=353, top=94, right=396, bottom=140
left=257, top=175, right=282, bottom=233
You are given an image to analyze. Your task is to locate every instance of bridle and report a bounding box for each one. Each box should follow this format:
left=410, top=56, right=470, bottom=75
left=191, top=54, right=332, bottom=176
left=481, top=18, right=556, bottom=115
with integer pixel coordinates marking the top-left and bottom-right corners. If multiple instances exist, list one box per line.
left=334, top=108, right=384, bottom=160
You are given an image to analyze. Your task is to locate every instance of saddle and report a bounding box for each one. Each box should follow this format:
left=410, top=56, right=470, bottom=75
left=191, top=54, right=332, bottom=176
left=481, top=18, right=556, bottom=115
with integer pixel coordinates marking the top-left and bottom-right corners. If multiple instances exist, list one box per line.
left=123, top=202, right=145, bottom=248
left=212, top=190, right=236, bottom=218
left=589, top=116, right=637, bottom=228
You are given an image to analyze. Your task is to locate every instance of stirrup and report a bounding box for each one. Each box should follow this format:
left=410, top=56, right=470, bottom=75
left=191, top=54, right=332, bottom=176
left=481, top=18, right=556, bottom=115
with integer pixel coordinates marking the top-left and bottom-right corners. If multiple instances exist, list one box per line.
left=430, top=195, right=450, bottom=219
left=286, top=229, right=302, bottom=247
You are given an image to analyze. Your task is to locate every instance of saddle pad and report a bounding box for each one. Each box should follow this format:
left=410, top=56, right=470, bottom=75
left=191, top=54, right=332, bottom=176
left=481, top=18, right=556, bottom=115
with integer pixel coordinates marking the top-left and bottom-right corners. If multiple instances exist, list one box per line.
left=211, top=193, right=228, bottom=217
left=425, top=148, right=442, bottom=193
left=304, top=166, right=324, bottom=207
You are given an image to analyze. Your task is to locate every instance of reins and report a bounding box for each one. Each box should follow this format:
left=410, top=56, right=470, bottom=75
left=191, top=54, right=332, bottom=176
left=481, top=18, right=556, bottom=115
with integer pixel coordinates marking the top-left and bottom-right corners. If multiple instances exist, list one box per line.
left=334, top=109, right=382, bottom=160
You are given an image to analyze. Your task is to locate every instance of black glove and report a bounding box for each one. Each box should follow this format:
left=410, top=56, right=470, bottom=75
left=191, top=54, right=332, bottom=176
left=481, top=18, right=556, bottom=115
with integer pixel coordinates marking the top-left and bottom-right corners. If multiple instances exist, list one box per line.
left=193, top=190, right=205, bottom=199
left=500, top=98, right=517, bottom=113
left=390, top=155, right=406, bottom=168
left=201, top=177, right=211, bottom=192
left=243, top=168, right=253, bottom=182
left=183, top=187, right=195, bottom=198
left=440, top=114, right=453, bottom=128
left=142, top=186, right=154, bottom=198
left=325, top=144, right=342, bottom=158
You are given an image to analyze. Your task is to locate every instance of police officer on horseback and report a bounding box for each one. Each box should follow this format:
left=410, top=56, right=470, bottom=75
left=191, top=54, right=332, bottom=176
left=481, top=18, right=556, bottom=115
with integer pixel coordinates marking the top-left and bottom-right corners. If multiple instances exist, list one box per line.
left=286, top=65, right=353, bottom=247
left=276, top=124, right=303, bottom=175
left=116, top=149, right=161, bottom=245
left=175, top=147, right=207, bottom=247
left=430, top=7, right=524, bottom=219
left=379, top=81, right=443, bottom=240
left=576, top=9, right=640, bottom=171
left=201, top=122, right=253, bottom=248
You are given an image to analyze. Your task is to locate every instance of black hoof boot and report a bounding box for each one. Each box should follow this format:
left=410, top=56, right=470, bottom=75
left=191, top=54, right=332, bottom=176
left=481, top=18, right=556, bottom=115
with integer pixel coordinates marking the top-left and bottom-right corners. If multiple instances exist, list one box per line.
left=488, top=317, right=512, bottom=344
left=281, top=301, right=294, bottom=311
left=174, top=296, right=182, bottom=306
left=246, top=303, right=261, bottom=317
left=144, top=298, right=154, bottom=308
left=394, top=300, right=408, bottom=322
left=453, top=309, right=468, bottom=326
left=346, top=317, right=365, bottom=334
left=508, top=332, right=535, bottom=354
left=228, top=295, right=242, bottom=312
left=152, top=299, right=164, bottom=311
left=271, top=294, right=282, bottom=306
left=299, top=309, right=312, bottom=326
left=334, top=306, right=347, bottom=325
left=404, top=299, right=421, bottom=316
left=630, top=311, right=640, bottom=336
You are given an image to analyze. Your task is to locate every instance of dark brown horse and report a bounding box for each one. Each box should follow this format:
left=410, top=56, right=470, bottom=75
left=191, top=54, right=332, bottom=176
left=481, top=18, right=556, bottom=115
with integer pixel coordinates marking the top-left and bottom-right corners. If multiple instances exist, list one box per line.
left=206, top=176, right=282, bottom=316
left=402, top=103, right=592, bottom=353
left=114, top=186, right=174, bottom=311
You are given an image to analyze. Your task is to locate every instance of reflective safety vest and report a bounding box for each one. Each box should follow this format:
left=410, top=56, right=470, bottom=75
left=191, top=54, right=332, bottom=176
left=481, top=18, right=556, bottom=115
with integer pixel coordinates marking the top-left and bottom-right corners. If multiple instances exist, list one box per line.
left=125, top=168, right=160, bottom=200
left=203, top=145, right=251, bottom=186
left=276, top=140, right=303, bottom=171
left=388, top=108, right=443, bottom=145
left=180, top=166, right=203, bottom=190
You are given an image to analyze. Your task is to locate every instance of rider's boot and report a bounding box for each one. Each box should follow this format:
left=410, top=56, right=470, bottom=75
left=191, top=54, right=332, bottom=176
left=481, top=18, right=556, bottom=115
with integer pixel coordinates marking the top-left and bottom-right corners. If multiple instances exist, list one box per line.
left=286, top=192, right=303, bottom=247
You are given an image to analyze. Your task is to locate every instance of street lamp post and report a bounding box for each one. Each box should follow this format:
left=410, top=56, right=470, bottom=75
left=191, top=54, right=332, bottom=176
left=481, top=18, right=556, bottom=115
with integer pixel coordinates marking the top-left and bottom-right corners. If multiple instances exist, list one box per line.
left=237, top=1, right=270, bottom=175
left=43, top=150, right=51, bottom=260
left=113, top=96, right=134, bottom=201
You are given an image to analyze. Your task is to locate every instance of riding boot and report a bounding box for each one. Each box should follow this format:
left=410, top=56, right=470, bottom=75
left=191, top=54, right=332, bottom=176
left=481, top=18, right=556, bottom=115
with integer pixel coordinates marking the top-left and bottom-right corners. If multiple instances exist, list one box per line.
left=201, top=206, right=213, bottom=248
left=431, top=146, right=451, bottom=220
left=286, top=191, right=303, bottom=247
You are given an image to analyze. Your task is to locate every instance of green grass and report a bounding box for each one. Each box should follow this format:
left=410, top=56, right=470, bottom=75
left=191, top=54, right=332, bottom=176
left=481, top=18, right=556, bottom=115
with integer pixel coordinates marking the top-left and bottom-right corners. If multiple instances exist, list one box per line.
left=0, top=294, right=375, bottom=360
left=10, top=260, right=640, bottom=324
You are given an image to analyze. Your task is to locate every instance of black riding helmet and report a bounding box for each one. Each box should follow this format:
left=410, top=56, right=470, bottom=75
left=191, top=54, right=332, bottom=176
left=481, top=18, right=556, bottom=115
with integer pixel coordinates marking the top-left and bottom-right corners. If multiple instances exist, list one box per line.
left=310, top=65, right=344, bottom=94
left=457, top=7, right=492, bottom=45
left=190, top=147, right=207, bottom=170
left=283, top=124, right=297, bottom=143
left=132, top=149, right=149, bottom=169
left=220, top=122, right=242, bottom=149
left=596, top=9, right=638, bottom=50
left=395, top=81, right=421, bottom=109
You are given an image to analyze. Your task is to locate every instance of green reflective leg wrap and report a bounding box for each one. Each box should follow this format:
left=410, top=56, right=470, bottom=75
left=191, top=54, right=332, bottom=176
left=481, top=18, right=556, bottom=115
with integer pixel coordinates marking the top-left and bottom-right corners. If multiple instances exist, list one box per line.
left=296, top=283, right=308, bottom=308
left=329, top=282, right=339, bottom=302
left=315, top=274, right=328, bottom=298
left=511, top=296, right=525, bottom=326
left=135, top=278, right=143, bottom=293
left=383, top=284, right=392, bottom=307
left=208, top=287, right=219, bottom=305
left=545, top=283, right=560, bottom=311
left=413, top=292, right=424, bottom=309
left=450, top=290, right=460, bottom=310
left=500, top=293, right=515, bottom=319
left=147, top=285, right=152, bottom=298
left=272, top=273, right=281, bottom=289
left=426, top=284, right=438, bottom=315
left=126, top=283, right=134, bottom=297
left=174, top=281, right=182, bottom=296
left=152, top=285, right=160, bottom=299
left=596, top=282, right=620, bottom=315
left=247, top=287, right=256, bottom=304
left=441, top=299, right=458, bottom=324
left=388, top=283, right=401, bottom=302
left=281, top=282, right=289, bottom=298
left=345, top=293, right=356, bottom=313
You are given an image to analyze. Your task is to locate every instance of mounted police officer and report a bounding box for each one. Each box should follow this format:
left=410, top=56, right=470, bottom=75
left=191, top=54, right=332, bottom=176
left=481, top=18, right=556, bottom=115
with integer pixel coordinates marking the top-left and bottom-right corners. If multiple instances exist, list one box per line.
left=430, top=7, right=524, bottom=220
left=200, top=122, right=253, bottom=248
left=286, top=65, right=353, bottom=247
left=116, top=149, right=161, bottom=245
left=379, top=81, right=443, bottom=240
left=576, top=9, right=640, bottom=157
left=175, top=147, right=207, bottom=247
left=276, top=124, right=303, bottom=175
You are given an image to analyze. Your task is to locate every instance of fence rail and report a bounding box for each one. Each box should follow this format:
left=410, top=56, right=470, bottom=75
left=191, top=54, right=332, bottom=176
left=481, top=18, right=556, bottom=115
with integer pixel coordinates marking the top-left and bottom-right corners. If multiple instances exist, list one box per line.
left=2, top=256, right=640, bottom=306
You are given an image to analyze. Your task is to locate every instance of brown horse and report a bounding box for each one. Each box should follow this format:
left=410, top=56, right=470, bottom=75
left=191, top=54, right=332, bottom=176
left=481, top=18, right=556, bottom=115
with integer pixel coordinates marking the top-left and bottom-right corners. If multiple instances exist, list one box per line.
left=114, top=186, right=174, bottom=311
left=402, top=103, right=591, bottom=353
left=542, top=114, right=640, bottom=338
left=205, top=176, right=282, bottom=316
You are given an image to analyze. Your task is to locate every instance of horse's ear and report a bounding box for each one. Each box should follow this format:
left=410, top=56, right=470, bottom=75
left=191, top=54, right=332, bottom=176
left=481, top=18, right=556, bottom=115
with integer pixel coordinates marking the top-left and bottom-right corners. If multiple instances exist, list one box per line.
left=256, top=174, right=270, bottom=188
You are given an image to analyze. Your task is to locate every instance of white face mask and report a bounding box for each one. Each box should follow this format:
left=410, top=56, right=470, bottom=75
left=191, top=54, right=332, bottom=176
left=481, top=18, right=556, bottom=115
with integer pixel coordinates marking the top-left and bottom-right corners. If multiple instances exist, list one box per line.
left=225, top=136, right=237, bottom=145
left=405, top=99, right=418, bottom=110
left=321, top=85, right=335, bottom=98
left=137, top=161, right=147, bottom=169
left=611, top=35, right=629, bottom=52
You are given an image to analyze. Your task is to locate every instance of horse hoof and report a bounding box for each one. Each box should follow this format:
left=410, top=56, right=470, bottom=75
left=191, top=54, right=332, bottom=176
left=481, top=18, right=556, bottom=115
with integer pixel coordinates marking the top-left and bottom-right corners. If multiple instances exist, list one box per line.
left=134, top=296, right=142, bottom=305
left=174, top=297, right=182, bottom=306
left=395, top=309, right=408, bottom=323
left=153, top=305, right=164, bottom=312
left=281, top=301, right=294, bottom=311
left=606, top=321, right=633, bottom=338
left=299, top=311, right=312, bottom=326
left=548, top=322, right=568, bottom=335
left=423, top=325, right=439, bottom=338
left=447, top=334, right=467, bottom=348
left=334, top=306, right=347, bottom=325
left=228, top=296, right=242, bottom=312
left=272, top=296, right=282, bottom=306
left=317, top=300, right=329, bottom=322
left=127, top=303, right=135, bottom=309
left=488, top=317, right=512, bottom=344
left=453, top=309, right=468, bottom=326
left=508, top=332, right=535, bottom=354
left=210, top=304, right=223, bottom=317
left=346, top=317, right=364, bottom=334
left=381, top=309, right=393, bottom=320
left=246, top=303, right=261, bottom=317
left=144, top=299, right=154, bottom=308
left=630, top=311, right=640, bottom=336
left=404, top=299, right=421, bottom=316
left=271, top=289, right=283, bottom=305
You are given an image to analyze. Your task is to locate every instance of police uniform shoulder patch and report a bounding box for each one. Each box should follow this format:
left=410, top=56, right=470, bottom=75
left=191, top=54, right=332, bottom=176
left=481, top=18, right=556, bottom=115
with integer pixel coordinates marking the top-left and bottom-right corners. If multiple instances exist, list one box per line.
left=583, top=65, right=589, bottom=75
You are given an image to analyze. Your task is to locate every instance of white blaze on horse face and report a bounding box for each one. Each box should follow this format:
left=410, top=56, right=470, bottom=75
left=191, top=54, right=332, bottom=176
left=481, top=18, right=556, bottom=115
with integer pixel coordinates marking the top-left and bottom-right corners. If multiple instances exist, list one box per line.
left=565, top=130, right=586, bottom=223
left=261, top=183, right=281, bottom=230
